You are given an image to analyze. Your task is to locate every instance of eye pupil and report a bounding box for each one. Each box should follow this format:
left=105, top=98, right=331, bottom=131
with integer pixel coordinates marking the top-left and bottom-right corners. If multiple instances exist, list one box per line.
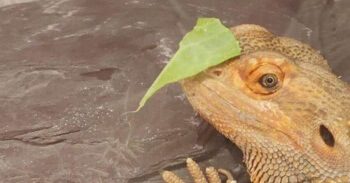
left=266, top=78, right=274, bottom=83
left=319, top=125, right=335, bottom=147
left=259, top=73, right=278, bottom=88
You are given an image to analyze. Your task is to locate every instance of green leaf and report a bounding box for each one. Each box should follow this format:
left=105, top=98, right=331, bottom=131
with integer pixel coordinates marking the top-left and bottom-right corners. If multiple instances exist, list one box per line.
left=136, top=18, right=241, bottom=111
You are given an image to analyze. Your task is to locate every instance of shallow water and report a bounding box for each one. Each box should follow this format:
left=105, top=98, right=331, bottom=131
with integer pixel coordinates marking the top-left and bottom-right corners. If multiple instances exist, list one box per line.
left=0, top=0, right=349, bottom=182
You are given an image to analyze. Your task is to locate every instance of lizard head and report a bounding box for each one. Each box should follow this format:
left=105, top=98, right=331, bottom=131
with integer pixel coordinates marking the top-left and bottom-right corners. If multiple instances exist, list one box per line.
left=181, top=25, right=350, bottom=182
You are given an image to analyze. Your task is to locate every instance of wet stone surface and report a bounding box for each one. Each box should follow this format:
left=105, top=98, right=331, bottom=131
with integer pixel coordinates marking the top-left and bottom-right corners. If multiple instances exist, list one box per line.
left=0, top=0, right=349, bottom=182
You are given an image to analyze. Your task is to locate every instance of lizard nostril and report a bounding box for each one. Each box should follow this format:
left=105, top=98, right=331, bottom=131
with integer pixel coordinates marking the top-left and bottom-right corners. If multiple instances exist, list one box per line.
left=212, top=70, right=222, bottom=77
left=319, top=125, right=335, bottom=147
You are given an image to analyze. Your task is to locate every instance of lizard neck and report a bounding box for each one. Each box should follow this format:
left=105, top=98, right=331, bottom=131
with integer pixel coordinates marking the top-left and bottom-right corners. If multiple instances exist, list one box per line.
left=241, top=139, right=308, bottom=183
left=230, top=135, right=350, bottom=183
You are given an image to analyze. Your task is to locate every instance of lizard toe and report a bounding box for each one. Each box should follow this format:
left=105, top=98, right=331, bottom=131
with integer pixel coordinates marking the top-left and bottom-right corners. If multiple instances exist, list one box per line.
left=162, top=158, right=237, bottom=183
left=162, top=171, right=185, bottom=183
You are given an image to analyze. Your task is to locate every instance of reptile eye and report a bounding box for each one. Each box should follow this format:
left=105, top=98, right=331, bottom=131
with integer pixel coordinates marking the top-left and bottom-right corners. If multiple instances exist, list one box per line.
left=245, top=62, right=284, bottom=95
left=259, top=73, right=278, bottom=88
left=319, top=125, right=335, bottom=147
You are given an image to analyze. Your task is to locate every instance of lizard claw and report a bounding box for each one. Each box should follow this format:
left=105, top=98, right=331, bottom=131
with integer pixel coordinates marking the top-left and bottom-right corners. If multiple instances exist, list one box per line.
left=162, top=158, right=237, bottom=183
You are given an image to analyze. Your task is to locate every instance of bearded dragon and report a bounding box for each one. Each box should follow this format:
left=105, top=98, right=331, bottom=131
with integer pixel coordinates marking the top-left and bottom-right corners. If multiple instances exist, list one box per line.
left=162, top=25, right=350, bottom=183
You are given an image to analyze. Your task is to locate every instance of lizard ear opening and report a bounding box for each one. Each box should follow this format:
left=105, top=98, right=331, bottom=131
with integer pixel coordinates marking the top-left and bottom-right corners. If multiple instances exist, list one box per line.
left=319, top=125, right=335, bottom=147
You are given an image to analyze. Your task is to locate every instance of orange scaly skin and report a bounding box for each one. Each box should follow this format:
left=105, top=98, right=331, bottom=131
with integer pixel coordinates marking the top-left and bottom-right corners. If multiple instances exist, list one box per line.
left=164, top=25, right=350, bottom=183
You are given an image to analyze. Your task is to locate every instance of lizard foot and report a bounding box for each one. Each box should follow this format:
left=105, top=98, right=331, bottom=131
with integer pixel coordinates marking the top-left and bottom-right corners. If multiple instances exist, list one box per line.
left=162, top=158, right=237, bottom=183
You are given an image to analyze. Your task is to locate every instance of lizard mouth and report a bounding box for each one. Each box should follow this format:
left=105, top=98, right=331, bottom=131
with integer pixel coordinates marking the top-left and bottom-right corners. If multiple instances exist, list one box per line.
left=182, top=76, right=263, bottom=131
left=181, top=73, right=298, bottom=147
